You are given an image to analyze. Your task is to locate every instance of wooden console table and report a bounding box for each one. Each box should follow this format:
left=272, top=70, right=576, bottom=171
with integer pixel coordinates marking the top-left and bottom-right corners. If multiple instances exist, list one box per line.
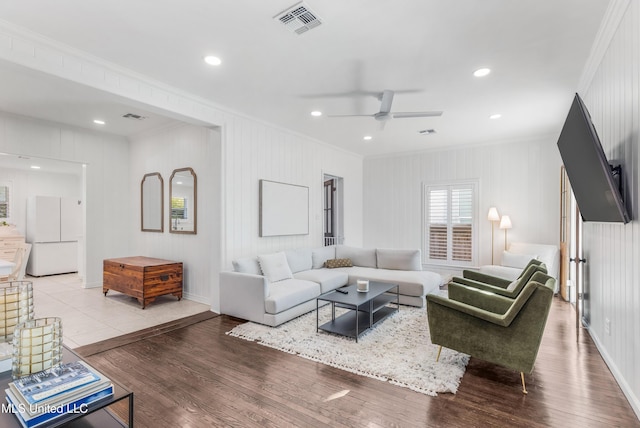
left=103, top=256, right=183, bottom=309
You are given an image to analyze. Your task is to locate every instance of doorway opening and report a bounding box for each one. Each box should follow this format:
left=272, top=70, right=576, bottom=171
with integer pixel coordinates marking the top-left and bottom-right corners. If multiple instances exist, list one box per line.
left=560, top=166, right=586, bottom=338
left=323, top=174, right=344, bottom=246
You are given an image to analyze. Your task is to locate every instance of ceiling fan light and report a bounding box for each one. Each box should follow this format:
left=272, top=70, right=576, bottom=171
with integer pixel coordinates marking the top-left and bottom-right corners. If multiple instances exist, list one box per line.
left=363, top=136, right=372, bottom=141
left=490, top=113, right=502, bottom=119
left=311, top=111, right=322, bottom=117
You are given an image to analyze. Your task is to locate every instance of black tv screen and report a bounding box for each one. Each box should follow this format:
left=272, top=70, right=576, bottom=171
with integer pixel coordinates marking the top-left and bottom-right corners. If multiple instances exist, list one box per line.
left=557, top=94, right=630, bottom=223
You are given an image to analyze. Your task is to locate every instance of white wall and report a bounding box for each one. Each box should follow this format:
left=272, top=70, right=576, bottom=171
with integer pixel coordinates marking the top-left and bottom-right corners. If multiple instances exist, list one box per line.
left=221, top=116, right=364, bottom=267
left=363, top=138, right=561, bottom=269
left=0, top=24, right=365, bottom=313
left=577, top=0, right=640, bottom=417
left=0, top=111, right=130, bottom=286
left=129, top=123, right=221, bottom=305
left=0, top=166, right=81, bottom=237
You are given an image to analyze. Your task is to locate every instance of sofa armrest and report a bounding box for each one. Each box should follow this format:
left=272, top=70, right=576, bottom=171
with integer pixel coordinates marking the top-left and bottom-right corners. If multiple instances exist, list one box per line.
left=219, top=271, right=269, bottom=323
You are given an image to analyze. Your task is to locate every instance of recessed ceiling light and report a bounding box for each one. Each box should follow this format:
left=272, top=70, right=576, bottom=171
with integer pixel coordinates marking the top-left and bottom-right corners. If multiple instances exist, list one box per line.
left=473, top=68, right=491, bottom=77
left=311, top=111, right=322, bottom=117
left=30, top=165, right=40, bottom=169
left=93, top=119, right=105, bottom=125
left=363, top=136, right=372, bottom=141
left=490, top=113, right=502, bottom=119
left=204, top=55, right=222, bottom=66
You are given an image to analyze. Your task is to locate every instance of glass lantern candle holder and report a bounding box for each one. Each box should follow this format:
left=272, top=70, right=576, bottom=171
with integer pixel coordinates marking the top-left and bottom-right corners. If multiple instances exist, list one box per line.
left=0, top=280, right=34, bottom=342
left=11, top=317, right=63, bottom=379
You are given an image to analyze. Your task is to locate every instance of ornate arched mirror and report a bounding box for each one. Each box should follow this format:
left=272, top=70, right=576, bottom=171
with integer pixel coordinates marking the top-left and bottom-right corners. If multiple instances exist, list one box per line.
left=169, top=167, right=197, bottom=234
left=141, top=172, right=163, bottom=232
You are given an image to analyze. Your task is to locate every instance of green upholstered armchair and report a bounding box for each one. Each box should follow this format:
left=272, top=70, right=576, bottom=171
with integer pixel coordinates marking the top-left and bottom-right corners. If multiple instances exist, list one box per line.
left=449, top=263, right=548, bottom=299
left=426, top=271, right=556, bottom=393
left=459, top=259, right=546, bottom=287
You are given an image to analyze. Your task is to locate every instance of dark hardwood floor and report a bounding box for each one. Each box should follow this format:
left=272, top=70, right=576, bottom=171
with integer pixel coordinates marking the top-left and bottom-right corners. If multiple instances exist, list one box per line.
left=79, top=298, right=639, bottom=427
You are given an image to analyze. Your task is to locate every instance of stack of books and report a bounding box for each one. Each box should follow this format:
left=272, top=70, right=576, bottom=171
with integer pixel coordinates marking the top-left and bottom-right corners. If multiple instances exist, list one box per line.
left=5, top=361, right=113, bottom=428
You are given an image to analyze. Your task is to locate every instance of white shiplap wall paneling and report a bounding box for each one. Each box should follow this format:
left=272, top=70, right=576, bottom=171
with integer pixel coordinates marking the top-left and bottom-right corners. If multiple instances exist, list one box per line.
left=578, top=0, right=640, bottom=417
left=363, top=138, right=562, bottom=268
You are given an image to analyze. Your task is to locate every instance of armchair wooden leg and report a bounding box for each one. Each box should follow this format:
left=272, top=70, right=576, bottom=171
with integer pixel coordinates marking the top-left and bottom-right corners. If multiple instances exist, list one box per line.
left=436, top=346, right=442, bottom=362
left=520, top=372, right=528, bottom=394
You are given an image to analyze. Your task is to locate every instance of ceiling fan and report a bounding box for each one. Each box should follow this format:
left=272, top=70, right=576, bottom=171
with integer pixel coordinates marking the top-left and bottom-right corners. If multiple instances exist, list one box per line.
left=327, top=89, right=443, bottom=130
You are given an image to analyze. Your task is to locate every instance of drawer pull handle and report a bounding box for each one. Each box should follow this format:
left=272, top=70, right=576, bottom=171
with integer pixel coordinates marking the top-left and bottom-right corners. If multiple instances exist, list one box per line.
left=160, top=275, right=169, bottom=281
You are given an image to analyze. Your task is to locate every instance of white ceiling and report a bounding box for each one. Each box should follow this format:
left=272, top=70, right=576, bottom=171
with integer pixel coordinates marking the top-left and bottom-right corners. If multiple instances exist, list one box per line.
left=0, top=0, right=610, bottom=157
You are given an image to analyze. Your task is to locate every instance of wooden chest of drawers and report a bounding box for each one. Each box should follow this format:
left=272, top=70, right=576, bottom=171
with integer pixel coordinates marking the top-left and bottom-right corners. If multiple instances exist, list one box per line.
left=0, top=235, right=25, bottom=263
left=103, top=256, right=183, bottom=309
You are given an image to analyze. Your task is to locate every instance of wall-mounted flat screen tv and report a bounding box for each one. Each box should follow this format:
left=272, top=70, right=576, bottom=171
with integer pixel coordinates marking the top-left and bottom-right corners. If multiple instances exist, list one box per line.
left=556, top=93, right=630, bottom=223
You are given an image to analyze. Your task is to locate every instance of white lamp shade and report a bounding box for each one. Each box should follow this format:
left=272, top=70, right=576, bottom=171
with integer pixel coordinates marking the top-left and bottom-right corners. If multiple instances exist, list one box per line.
left=499, top=215, right=512, bottom=229
left=487, top=207, right=500, bottom=222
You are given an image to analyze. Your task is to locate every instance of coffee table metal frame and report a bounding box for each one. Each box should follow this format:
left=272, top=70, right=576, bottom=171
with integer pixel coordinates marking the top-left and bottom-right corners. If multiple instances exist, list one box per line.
left=316, top=281, right=399, bottom=343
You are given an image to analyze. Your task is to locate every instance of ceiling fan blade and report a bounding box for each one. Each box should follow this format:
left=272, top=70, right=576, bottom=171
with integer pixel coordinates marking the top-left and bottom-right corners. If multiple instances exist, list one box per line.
left=392, top=111, right=443, bottom=118
left=378, top=120, right=387, bottom=131
left=326, top=114, right=374, bottom=118
left=379, top=90, right=394, bottom=114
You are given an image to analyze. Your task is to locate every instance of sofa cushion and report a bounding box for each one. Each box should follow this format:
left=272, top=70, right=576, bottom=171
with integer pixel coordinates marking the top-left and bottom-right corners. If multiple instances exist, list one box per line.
left=232, top=257, right=262, bottom=275
left=325, top=258, right=353, bottom=268
left=312, top=245, right=336, bottom=269
left=376, top=248, right=422, bottom=271
left=258, top=252, right=293, bottom=283
left=507, top=242, right=560, bottom=279
left=294, top=269, right=349, bottom=293
left=336, top=266, right=442, bottom=297
left=265, top=279, right=320, bottom=314
left=285, top=248, right=313, bottom=273
left=478, top=265, right=521, bottom=281
left=502, top=251, right=537, bottom=269
left=336, top=245, right=377, bottom=268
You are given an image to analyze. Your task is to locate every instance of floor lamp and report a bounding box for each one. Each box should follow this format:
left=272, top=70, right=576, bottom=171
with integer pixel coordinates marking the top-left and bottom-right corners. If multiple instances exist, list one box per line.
left=487, top=207, right=500, bottom=264
left=500, top=215, right=512, bottom=251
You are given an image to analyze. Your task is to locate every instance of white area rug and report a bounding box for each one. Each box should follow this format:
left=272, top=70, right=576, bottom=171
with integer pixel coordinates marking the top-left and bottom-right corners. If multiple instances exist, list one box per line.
left=226, top=306, right=469, bottom=396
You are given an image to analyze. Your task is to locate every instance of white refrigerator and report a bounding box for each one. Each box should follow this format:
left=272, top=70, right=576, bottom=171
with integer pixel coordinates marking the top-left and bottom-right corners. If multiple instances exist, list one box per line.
left=26, top=196, right=81, bottom=276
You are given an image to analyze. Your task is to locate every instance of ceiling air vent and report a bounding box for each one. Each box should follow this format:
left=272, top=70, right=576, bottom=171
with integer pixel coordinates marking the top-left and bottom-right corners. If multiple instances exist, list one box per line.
left=274, top=2, right=322, bottom=35
left=122, top=113, right=147, bottom=121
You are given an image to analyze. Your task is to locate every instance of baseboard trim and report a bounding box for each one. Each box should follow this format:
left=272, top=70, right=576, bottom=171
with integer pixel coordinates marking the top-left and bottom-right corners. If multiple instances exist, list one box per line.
left=587, top=325, right=640, bottom=420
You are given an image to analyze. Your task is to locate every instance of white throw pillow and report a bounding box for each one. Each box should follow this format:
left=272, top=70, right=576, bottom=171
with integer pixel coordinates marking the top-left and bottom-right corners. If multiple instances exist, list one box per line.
left=258, top=252, right=293, bottom=283
left=501, top=251, right=537, bottom=269
left=232, top=257, right=262, bottom=275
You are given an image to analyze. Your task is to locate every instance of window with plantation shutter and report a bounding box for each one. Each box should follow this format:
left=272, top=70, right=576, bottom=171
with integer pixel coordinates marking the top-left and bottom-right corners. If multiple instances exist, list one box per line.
left=424, top=182, right=477, bottom=266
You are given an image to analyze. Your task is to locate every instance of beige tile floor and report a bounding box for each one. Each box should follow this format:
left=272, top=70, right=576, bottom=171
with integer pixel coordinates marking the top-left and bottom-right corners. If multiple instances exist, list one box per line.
left=26, top=273, right=211, bottom=349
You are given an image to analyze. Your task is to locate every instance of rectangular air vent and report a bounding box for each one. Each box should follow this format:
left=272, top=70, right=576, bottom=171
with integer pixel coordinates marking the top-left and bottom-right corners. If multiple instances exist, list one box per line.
left=122, top=113, right=146, bottom=120
left=274, top=2, right=322, bottom=35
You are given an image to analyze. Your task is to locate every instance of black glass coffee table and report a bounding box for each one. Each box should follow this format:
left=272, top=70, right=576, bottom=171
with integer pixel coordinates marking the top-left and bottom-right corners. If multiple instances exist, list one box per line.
left=316, top=281, right=399, bottom=342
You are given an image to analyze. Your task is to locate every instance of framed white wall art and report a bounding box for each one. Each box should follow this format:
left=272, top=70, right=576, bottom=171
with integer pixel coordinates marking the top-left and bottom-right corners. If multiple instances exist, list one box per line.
left=259, top=180, right=309, bottom=237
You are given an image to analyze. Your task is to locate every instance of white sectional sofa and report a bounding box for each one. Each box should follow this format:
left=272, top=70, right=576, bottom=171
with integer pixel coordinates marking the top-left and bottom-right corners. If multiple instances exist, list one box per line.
left=479, top=242, right=560, bottom=281
left=219, top=245, right=442, bottom=326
